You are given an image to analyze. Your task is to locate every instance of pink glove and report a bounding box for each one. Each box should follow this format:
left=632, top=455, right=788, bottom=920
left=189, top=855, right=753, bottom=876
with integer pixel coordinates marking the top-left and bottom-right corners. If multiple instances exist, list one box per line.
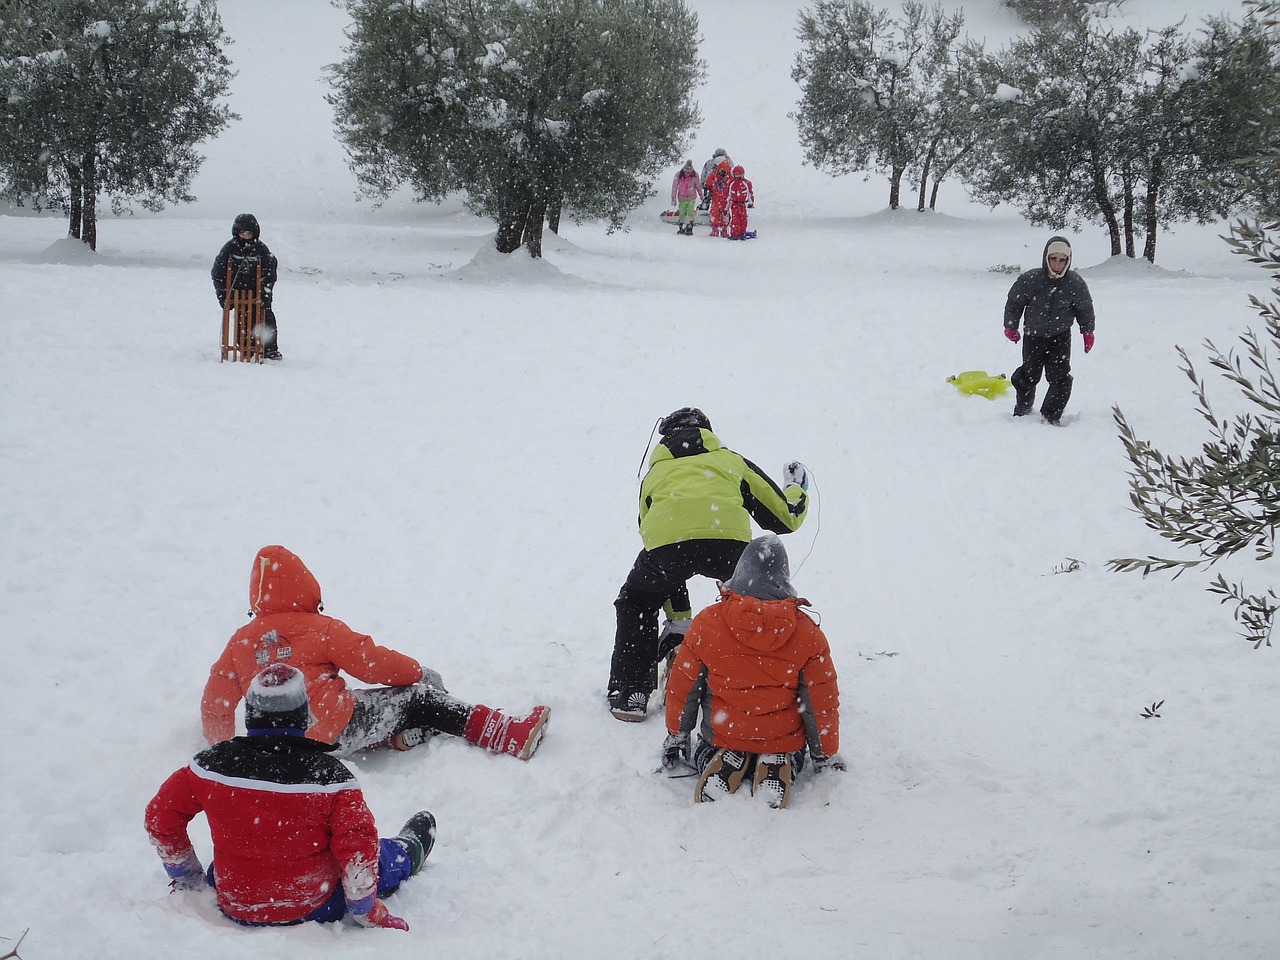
left=1083, top=331, right=1095, bottom=353
left=352, top=899, right=410, bottom=931
left=1004, top=327, right=1021, bottom=344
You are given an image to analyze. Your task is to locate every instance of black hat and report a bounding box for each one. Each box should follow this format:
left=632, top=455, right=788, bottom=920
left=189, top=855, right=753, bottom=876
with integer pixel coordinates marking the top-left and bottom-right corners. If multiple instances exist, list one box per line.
left=245, top=662, right=309, bottom=734
left=658, top=407, right=711, bottom=435
left=232, top=213, right=260, bottom=239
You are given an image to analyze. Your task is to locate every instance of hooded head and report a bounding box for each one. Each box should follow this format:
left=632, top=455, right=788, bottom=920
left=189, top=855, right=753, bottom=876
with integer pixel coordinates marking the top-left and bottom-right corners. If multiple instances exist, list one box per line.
left=732, top=165, right=745, bottom=178
left=658, top=406, right=711, bottom=436
left=1042, top=236, right=1072, bottom=280
left=713, top=147, right=727, bottom=159
left=724, top=533, right=796, bottom=601
left=244, top=663, right=310, bottom=735
left=249, top=545, right=323, bottom=616
left=232, top=213, right=260, bottom=240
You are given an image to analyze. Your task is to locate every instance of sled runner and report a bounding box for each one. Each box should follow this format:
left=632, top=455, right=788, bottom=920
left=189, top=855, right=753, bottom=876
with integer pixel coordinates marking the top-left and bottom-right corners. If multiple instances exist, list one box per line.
left=220, top=262, right=265, bottom=363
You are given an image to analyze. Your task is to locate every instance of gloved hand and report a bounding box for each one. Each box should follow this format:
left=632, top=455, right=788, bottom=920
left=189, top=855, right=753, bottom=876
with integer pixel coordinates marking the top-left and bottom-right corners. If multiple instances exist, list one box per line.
left=661, top=731, right=691, bottom=770
left=217, top=295, right=227, bottom=309
left=164, top=852, right=206, bottom=892
left=1083, top=331, right=1095, bottom=353
left=783, top=461, right=809, bottom=491
left=813, top=753, right=847, bottom=773
left=351, top=899, right=410, bottom=931
left=1004, top=327, right=1021, bottom=344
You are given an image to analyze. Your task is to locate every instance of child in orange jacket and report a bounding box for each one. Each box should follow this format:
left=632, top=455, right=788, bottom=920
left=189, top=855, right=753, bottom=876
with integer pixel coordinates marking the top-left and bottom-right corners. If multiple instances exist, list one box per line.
left=201, top=545, right=549, bottom=760
left=662, top=534, right=843, bottom=808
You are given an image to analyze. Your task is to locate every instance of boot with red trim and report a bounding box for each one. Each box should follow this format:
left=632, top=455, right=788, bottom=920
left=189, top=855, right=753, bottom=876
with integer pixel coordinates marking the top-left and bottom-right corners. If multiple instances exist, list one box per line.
left=463, top=704, right=550, bottom=760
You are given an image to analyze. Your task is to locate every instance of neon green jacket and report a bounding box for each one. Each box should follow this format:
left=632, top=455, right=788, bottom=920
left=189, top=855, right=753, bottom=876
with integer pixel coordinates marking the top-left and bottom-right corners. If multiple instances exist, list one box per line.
left=638, top=428, right=807, bottom=550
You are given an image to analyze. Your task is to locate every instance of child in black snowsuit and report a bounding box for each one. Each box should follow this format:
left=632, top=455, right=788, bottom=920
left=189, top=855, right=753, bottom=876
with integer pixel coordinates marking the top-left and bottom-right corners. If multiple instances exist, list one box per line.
left=1003, top=235, right=1096, bottom=424
left=212, top=213, right=282, bottom=360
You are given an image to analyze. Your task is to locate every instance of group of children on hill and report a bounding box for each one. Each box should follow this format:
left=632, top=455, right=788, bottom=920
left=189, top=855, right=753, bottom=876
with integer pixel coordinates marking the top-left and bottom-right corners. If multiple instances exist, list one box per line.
left=144, top=407, right=842, bottom=932
left=670, top=147, right=755, bottom=239
left=158, top=180, right=1098, bottom=933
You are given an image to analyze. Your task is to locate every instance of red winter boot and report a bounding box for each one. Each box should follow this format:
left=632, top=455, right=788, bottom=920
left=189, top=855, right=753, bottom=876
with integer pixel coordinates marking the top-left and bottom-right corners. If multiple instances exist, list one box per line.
left=463, top=705, right=550, bottom=760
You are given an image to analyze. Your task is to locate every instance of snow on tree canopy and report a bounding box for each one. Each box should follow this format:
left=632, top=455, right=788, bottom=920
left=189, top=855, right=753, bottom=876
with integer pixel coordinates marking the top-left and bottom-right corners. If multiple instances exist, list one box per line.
left=993, top=83, right=1022, bottom=102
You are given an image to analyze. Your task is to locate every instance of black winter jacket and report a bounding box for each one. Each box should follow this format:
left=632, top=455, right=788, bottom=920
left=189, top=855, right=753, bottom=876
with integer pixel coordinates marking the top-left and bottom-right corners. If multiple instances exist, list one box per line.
left=1003, top=236, right=1095, bottom=338
left=212, top=214, right=278, bottom=304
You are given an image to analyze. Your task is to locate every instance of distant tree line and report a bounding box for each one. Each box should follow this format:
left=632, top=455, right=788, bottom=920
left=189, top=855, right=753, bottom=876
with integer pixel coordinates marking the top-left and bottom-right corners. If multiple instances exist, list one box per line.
left=791, top=0, right=1280, bottom=262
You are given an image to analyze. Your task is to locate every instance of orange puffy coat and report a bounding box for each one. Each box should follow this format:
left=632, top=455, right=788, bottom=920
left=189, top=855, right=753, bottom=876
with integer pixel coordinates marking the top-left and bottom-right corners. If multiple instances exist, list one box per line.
left=201, top=546, right=424, bottom=745
left=665, top=588, right=840, bottom=756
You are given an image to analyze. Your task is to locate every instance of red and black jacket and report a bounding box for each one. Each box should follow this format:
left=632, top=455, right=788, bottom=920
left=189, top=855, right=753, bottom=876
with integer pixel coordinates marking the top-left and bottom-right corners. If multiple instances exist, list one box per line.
left=145, top=733, right=380, bottom=925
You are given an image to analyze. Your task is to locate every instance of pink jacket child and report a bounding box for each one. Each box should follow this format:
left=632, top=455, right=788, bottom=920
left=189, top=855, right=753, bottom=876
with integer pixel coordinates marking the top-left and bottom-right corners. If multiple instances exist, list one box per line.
left=671, top=161, right=702, bottom=234
left=726, top=165, right=755, bottom=240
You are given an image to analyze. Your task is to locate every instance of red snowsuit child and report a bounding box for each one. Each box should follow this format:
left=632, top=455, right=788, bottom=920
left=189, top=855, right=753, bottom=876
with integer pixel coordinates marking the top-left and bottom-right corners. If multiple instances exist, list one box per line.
left=704, top=161, right=732, bottom=238
left=726, top=165, right=755, bottom=240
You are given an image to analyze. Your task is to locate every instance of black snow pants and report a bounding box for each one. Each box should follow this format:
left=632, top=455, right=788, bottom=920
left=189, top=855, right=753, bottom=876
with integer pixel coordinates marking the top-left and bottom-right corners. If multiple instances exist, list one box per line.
left=1012, top=330, right=1073, bottom=423
left=334, top=670, right=472, bottom=755
left=609, top=539, right=747, bottom=696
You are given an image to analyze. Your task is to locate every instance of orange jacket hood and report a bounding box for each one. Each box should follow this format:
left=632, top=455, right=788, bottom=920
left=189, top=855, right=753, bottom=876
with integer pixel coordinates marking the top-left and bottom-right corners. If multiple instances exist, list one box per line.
left=249, top=545, right=323, bottom=616
left=718, top=589, right=801, bottom=653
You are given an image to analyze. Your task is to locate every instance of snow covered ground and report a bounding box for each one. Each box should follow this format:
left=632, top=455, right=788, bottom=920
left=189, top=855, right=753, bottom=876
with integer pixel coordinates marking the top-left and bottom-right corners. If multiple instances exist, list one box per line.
left=1, top=1, right=1277, bottom=958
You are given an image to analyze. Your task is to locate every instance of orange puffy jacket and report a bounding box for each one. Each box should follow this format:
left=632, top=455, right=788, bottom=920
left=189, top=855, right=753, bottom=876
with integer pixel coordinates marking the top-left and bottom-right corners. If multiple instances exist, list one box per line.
left=201, top=546, right=425, bottom=745
left=665, top=588, right=840, bottom=756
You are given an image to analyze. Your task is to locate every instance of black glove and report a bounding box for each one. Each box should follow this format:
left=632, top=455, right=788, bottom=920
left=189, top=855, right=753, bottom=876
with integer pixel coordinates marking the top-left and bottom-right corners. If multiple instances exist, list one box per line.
left=216, top=295, right=226, bottom=309
left=813, top=753, right=847, bottom=773
left=661, top=732, right=691, bottom=770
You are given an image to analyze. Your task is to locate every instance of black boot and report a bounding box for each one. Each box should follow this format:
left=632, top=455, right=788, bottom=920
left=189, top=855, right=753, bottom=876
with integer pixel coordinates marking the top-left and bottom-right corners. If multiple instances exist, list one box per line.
left=395, top=811, right=437, bottom=875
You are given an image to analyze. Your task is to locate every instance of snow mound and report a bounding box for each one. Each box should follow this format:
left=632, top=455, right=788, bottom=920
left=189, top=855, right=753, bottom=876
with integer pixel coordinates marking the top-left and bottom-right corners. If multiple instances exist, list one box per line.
left=39, top=237, right=100, bottom=264
left=1078, top=254, right=1194, bottom=279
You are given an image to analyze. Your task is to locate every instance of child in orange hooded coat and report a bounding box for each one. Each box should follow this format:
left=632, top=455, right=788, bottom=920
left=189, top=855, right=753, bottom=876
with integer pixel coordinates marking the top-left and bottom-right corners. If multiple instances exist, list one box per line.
left=662, top=534, right=843, bottom=808
left=201, top=545, right=549, bottom=760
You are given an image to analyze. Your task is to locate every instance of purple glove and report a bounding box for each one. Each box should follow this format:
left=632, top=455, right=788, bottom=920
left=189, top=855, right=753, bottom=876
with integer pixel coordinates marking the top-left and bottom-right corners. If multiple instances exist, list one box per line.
left=1004, top=328, right=1021, bottom=344
left=1083, top=331, right=1095, bottom=353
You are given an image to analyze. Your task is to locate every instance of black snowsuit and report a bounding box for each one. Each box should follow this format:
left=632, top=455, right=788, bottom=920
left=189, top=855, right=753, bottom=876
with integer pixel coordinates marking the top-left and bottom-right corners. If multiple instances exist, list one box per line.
left=1004, top=235, right=1095, bottom=423
left=212, top=213, right=281, bottom=355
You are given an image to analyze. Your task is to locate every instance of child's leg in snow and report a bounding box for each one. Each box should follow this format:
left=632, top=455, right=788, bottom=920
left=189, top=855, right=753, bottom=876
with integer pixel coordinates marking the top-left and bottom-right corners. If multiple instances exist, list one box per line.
left=336, top=683, right=473, bottom=753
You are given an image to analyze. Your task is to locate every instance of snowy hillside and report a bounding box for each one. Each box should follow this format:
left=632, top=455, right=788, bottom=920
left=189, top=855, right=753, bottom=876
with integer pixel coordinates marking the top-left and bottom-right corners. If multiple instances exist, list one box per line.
left=1, top=1, right=1276, bottom=959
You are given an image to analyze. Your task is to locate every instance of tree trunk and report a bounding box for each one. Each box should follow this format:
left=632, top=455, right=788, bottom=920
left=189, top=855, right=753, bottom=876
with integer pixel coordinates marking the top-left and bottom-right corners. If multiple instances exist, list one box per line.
left=916, top=141, right=937, bottom=212
left=929, top=178, right=941, bottom=210
left=82, top=152, right=97, bottom=251
left=1122, top=174, right=1135, bottom=259
left=1142, top=158, right=1162, bottom=263
left=888, top=165, right=905, bottom=210
left=67, top=163, right=83, bottom=239
left=1088, top=147, right=1121, bottom=256
left=547, top=195, right=562, bottom=235
left=522, top=199, right=547, bottom=259
left=495, top=204, right=529, bottom=254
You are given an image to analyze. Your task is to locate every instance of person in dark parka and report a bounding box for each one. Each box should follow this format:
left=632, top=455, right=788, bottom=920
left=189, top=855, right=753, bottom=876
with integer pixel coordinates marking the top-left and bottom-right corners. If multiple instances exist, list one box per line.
left=212, top=213, right=282, bottom=360
left=1003, top=235, right=1096, bottom=424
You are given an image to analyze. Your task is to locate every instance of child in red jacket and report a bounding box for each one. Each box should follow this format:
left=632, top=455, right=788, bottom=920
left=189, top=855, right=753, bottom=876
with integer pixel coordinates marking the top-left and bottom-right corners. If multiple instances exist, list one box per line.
left=148, top=664, right=436, bottom=928
left=704, top=161, right=732, bottom=237
left=662, top=534, right=844, bottom=808
left=726, top=165, right=755, bottom=240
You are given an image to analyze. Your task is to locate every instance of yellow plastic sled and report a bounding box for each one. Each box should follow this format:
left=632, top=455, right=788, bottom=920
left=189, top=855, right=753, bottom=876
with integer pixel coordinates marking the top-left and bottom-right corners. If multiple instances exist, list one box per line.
left=946, top=370, right=1010, bottom=400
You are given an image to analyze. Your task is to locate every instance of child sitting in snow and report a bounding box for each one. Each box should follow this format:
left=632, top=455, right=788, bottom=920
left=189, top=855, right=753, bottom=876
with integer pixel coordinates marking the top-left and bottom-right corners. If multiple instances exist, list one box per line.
left=201, top=545, right=550, bottom=760
left=661, top=534, right=844, bottom=808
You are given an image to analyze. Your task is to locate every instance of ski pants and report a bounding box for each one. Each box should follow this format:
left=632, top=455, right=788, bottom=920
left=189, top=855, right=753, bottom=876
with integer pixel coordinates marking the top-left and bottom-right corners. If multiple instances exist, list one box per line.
left=677, top=199, right=697, bottom=224
left=728, top=202, right=750, bottom=238
left=1011, top=330, right=1073, bottom=422
left=213, top=838, right=415, bottom=926
left=609, top=539, right=746, bottom=695
left=333, top=669, right=473, bottom=755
